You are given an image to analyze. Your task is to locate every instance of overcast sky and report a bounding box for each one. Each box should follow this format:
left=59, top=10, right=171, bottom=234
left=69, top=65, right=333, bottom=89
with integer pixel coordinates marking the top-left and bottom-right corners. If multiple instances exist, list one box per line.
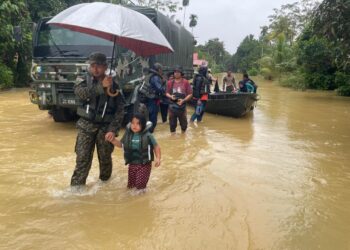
left=173, top=0, right=303, bottom=54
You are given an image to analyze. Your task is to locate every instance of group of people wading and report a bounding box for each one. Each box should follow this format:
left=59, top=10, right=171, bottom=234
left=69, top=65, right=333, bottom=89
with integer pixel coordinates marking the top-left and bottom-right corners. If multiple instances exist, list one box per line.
left=71, top=52, right=257, bottom=191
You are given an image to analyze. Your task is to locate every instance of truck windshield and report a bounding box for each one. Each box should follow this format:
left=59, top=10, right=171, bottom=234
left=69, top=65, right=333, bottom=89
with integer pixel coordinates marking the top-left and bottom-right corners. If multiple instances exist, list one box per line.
left=33, top=21, right=114, bottom=58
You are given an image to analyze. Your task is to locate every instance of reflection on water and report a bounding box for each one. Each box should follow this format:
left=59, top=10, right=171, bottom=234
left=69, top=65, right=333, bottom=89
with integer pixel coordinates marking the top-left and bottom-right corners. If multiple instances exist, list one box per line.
left=1, top=84, right=350, bottom=249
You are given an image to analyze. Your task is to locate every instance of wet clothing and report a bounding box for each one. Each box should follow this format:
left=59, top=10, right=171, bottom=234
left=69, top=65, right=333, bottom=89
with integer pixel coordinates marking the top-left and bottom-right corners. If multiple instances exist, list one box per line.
left=166, top=78, right=192, bottom=132
left=192, top=72, right=211, bottom=99
left=191, top=98, right=207, bottom=122
left=191, top=69, right=210, bottom=122
left=121, top=122, right=157, bottom=189
left=160, top=102, right=168, bottom=123
left=128, top=162, right=152, bottom=189
left=121, top=124, right=157, bottom=165
left=169, top=108, right=188, bottom=132
left=142, top=70, right=165, bottom=133
left=71, top=75, right=124, bottom=186
left=160, top=79, right=169, bottom=123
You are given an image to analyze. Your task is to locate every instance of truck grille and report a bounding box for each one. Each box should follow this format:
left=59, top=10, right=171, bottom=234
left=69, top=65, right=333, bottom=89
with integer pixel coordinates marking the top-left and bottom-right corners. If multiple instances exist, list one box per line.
left=57, top=83, right=74, bottom=92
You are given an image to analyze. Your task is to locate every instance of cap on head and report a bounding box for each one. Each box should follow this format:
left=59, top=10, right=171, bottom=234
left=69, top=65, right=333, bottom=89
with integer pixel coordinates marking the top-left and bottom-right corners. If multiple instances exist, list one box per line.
left=88, top=52, right=107, bottom=65
left=173, top=65, right=183, bottom=74
left=152, top=62, right=163, bottom=72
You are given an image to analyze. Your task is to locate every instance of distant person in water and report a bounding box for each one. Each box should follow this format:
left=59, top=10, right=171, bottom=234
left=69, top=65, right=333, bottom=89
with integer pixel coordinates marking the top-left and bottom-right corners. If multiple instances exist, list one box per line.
left=107, top=113, right=161, bottom=190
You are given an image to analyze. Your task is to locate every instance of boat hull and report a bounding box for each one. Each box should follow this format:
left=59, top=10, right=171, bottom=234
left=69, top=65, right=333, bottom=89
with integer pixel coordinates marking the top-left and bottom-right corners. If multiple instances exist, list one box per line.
left=205, top=92, right=258, bottom=117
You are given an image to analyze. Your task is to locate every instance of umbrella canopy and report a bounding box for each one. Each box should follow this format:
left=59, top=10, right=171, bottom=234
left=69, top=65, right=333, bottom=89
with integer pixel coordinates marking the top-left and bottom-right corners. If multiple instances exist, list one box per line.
left=47, top=2, right=173, bottom=57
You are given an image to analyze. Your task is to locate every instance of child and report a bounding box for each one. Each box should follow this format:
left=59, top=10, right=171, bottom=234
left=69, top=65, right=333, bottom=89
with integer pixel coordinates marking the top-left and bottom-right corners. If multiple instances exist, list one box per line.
left=108, top=113, right=161, bottom=190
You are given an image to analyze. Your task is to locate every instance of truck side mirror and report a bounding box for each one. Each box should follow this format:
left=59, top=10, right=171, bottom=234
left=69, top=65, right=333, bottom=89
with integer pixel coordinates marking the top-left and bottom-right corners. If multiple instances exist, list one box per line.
left=13, top=26, right=22, bottom=42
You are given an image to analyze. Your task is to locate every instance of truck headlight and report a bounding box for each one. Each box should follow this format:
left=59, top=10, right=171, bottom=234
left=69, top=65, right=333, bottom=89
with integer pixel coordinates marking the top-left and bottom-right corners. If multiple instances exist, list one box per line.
left=38, top=83, right=51, bottom=88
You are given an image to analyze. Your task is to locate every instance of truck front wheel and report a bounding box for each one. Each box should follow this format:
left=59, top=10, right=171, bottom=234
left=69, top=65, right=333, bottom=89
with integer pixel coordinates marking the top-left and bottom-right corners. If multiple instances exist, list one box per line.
left=51, top=107, right=74, bottom=122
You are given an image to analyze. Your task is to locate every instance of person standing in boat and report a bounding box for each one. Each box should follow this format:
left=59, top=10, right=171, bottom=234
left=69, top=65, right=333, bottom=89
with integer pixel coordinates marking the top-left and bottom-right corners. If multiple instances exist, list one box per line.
left=223, top=70, right=236, bottom=92
left=165, top=66, right=192, bottom=134
left=190, top=65, right=211, bottom=122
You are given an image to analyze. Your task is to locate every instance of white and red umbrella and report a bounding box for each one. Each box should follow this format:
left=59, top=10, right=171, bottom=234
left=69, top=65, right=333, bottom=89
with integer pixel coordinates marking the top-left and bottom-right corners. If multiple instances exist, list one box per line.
left=47, top=2, right=173, bottom=57
left=48, top=2, right=173, bottom=97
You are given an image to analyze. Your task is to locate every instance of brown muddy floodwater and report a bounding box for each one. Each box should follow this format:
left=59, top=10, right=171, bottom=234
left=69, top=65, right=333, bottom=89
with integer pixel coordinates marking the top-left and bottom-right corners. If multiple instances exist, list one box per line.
left=1, top=78, right=350, bottom=249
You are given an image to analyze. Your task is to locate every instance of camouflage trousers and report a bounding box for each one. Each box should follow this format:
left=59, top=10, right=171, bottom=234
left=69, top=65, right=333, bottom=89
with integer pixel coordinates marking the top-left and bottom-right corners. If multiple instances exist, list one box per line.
left=71, top=119, right=115, bottom=186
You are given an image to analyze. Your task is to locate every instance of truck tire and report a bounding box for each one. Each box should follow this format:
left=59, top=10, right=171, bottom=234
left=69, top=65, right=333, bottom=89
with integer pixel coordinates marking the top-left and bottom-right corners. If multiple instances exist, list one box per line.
left=51, top=107, right=74, bottom=122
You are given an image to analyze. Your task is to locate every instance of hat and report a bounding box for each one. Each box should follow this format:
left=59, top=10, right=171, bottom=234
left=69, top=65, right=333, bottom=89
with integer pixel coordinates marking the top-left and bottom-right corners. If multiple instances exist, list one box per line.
left=151, top=62, right=163, bottom=71
left=88, top=52, right=107, bottom=65
left=173, top=65, right=183, bottom=74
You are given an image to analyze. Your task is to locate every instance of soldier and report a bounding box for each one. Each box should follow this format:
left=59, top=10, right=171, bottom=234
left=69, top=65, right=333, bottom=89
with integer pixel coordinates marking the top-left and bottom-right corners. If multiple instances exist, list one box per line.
left=138, top=63, right=165, bottom=133
left=191, top=65, right=211, bottom=122
left=71, top=52, right=124, bottom=187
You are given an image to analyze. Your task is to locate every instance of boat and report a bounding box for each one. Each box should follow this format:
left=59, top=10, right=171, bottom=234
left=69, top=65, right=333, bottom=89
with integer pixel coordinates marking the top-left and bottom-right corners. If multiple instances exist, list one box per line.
left=204, top=92, right=259, bottom=117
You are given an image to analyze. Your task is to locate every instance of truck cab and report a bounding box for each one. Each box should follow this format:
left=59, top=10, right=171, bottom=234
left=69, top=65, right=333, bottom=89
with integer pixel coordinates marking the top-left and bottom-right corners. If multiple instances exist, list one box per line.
left=29, top=6, right=194, bottom=122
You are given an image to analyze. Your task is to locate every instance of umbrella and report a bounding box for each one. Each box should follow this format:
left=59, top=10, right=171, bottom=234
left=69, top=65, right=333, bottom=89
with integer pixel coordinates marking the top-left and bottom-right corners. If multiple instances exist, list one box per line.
left=47, top=2, right=174, bottom=96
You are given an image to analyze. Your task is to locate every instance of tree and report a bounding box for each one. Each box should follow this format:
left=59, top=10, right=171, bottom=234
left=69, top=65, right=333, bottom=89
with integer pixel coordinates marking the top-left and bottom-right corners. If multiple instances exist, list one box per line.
left=231, top=35, right=261, bottom=73
left=182, top=0, right=189, bottom=26
left=189, top=14, right=197, bottom=34
left=195, top=38, right=230, bottom=72
left=133, top=0, right=180, bottom=13
left=0, top=0, right=32, bottom=87
left=311, top=0, right=350, bottom=71
left=267, top=0, right=319, bottom=45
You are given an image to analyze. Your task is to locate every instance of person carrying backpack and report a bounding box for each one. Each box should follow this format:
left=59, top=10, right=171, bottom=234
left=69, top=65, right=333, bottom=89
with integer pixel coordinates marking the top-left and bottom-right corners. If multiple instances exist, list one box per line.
left=138, top=63, right=165, bottom=133
left=190, top=65, right=211, bottom=122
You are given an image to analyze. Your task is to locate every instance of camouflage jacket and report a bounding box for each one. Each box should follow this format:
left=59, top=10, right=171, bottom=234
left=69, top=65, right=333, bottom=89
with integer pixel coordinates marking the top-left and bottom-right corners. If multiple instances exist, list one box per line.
left=74, top=76, right=125, bottom=134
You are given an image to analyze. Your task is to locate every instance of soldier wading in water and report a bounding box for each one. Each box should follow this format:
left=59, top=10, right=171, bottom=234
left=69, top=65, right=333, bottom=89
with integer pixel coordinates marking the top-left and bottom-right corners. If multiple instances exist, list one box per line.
left=71, top=52, right=124, bottom=187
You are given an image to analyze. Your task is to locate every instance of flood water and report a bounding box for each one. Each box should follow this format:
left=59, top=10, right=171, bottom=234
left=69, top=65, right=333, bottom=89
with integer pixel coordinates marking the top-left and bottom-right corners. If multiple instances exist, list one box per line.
left=1, top=78, right=350, bottom=249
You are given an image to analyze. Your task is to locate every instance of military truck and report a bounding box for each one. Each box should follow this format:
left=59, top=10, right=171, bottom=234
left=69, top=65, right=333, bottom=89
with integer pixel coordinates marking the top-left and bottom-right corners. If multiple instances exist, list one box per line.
left=29, top=5, right=194, bottom=122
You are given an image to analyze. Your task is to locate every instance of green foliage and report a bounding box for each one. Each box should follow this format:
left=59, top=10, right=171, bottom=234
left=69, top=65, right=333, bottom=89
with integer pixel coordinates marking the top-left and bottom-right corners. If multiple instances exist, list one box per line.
left=280, top=72, right=306, bottom=89
left=0, top=62, right=14, bottom=89
left=312, top=0, right=350, bottom=71
left=248, top=68, right=258, bottom=76
left=260, top=67, right=273, bottom=80
left=231, top=35, right=261, bottom=72
left=195, top=38, right=230, bottom=72
left=303, top=72, right=335, bottom=90
left=335, top=71, right=350, bottom=96
left=0, top=0, right=32, bottom=87
left=295, top=30, right=338, bottom=90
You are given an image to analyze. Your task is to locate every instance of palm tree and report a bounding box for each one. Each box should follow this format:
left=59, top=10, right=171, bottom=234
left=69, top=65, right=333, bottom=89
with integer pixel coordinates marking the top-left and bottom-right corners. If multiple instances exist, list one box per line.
left=189, top=14, right=197, bottom=34
left=182, top=0, right=189, bottom=26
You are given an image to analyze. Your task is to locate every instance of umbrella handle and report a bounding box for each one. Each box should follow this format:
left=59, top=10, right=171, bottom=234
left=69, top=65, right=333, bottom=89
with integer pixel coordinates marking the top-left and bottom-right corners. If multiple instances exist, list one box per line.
left=107, top=87, right=119, bottom=97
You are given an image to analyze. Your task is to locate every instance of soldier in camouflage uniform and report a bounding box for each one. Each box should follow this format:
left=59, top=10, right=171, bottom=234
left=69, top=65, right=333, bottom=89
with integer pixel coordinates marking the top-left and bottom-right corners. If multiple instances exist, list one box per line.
left=71, top=52, right=125, bottom=186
